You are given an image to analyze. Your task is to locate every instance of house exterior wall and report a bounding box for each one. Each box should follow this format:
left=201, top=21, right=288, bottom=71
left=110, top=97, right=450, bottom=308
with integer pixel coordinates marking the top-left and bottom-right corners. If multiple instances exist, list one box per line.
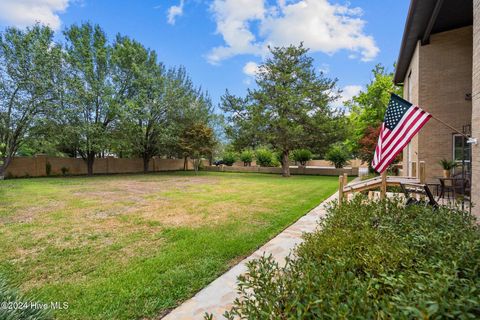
left=472, top=0, right=480, bottom=217
left=402, top=42, right=420, bottom=176
left=402, top=26, right=473, bottom=182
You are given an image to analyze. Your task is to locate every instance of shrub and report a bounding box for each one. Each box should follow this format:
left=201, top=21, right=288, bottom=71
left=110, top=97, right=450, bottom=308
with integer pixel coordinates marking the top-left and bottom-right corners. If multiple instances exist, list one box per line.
left=292, top=149, right=312, bottom=166
left=325, top=143, right=351, bottom=168
left=223, top=197, right=480, bottom=319
left=61, top=166, right=69, bottom=176
left=239, top=150, right=255, bottom=166
left=46, top=162, right=52, bottom=176
left=357, top=126, right=380, bottom=166
left=222, top=152, right=237, bottom=166
left=0, top=275, right=52, bottom=320
left=255, top=148, right=277, bottom=167
left=270, top=156, right=280, bottom=168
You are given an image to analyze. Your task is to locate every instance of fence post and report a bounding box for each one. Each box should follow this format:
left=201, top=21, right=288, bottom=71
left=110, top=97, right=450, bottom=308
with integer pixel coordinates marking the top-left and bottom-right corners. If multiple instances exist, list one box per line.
left=380, top=171, right=387, bottom=200
left=419, top=161, right=426, bottom=184
left=342, top=173, right=349, bottom=201
left=338, top=175, right=344, bottom=206
left=418, top=161, right=426, bottom=200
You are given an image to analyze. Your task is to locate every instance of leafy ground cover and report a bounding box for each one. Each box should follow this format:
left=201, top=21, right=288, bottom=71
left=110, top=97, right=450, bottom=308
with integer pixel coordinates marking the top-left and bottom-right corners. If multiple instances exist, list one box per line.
left=225, top=197, right=480, bottom=319
left=0, top=172, right=338, bottom=319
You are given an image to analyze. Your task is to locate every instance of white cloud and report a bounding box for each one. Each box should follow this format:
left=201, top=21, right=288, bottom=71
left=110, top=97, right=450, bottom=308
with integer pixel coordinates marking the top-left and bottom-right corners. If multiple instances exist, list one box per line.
left=243, top=61, right=259, bottom=77
left=0, top=0, right=70, bottom=30
left=332, top=84, right=363, bottom=109
left=208, top=0, right=379, bottom=64
left=207, top=0, right=266, bottom=64
left=167, top=0, right=185, bottom=25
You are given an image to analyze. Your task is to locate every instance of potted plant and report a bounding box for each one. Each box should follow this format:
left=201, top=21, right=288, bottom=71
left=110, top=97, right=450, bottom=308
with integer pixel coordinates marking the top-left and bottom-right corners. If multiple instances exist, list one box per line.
left=438, top=158, right=458, bottom=178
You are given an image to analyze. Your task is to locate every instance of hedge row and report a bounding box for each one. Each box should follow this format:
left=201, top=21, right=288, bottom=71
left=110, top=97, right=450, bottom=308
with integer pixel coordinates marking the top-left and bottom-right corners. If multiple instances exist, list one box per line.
left=223, top=197, right=480, bottom=319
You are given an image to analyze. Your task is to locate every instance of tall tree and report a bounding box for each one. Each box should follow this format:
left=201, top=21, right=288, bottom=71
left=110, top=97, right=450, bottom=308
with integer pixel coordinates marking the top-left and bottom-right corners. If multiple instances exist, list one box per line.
left=221, top=90, right=266, bottom=151
left=62, top=23, right=117, bottom=175
left=0, top=25, right=62, bottom=178
left=164, top=68, right=214, bottom=166
left=223, top=44, right=339, bottom=177
left=179, top=122, right=216, bottom=173
left=346, top=64, right=402, bottom=152
left=111, top=35, right=168, bottom=172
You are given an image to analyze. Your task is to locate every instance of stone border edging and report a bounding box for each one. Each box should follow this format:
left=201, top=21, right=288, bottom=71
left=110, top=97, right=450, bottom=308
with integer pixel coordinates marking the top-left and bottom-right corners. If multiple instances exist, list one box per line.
left=162, top=192, right=339, bottom=320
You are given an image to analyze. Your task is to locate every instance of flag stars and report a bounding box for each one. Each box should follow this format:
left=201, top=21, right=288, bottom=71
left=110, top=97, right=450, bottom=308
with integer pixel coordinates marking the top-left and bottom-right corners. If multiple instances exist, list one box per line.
left=384, top=96, right=412, bottom=130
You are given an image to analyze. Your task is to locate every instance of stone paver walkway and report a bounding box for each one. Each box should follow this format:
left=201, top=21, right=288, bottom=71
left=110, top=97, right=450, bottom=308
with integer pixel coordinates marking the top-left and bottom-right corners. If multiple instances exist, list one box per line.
left=162, top=192, right=339, bottom=320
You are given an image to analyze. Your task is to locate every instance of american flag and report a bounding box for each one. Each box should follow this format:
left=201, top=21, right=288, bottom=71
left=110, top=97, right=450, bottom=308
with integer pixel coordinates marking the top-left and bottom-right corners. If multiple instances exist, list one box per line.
left=372, top=94, right=431, bottom=173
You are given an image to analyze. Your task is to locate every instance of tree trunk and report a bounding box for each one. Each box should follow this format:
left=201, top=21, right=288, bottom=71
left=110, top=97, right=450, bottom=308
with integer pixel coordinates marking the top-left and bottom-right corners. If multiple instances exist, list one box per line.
left=183, top=156, right=188, bottom=171
left=0, top=156, right=11, bottom=179
left=143, top=156, right=150, bottom=173
left=86, top=152, right=95, bottom=176
left=194, top=159, right=199, bottom=174
left=281, top=150, right=290, bottom=177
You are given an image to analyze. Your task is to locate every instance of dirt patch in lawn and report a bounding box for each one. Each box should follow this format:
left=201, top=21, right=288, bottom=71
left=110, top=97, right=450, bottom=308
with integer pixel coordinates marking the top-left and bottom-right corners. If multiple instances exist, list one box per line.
left=0, top=173, right=281, bottom=290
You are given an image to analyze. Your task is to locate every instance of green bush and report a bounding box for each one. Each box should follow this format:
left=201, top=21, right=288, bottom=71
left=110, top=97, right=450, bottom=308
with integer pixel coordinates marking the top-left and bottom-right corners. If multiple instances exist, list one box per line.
left=270, top=156, right=280, bottom=168
left=239, top=150, right=255, bottom=166
left=255, top=148, right=278, bottom=167
left=0, top=275, right=52, bottom=320
left=222, top=152, right=237, bottom=166
left=325, top=143, right=351, bottom=168
left=61, top=166, right=69, bottom=176
left=223, top=197, right=480, bottom=319
left=292, top=149, right=312, bottom=166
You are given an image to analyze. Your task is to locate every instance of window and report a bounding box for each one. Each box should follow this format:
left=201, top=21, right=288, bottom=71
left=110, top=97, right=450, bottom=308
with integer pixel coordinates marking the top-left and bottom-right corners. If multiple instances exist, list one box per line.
left=452, top=134, right=471, bottom=176
left=453, top=134, right=471, bottom=162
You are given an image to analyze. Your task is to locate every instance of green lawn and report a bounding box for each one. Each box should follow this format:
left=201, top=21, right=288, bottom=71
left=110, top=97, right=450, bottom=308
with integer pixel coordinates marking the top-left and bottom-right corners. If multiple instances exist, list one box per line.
left=0, top=172, right=338, bottom=320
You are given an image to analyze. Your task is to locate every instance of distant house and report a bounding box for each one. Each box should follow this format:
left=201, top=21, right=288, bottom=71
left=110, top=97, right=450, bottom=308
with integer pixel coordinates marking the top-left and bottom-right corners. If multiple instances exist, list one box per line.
left=394, top=0, right=479, bottom=216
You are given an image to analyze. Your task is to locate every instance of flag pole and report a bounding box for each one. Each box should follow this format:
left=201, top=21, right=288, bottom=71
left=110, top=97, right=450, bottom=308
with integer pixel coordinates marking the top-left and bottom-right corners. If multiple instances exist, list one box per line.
left=429, top=114, right=470, bottom=139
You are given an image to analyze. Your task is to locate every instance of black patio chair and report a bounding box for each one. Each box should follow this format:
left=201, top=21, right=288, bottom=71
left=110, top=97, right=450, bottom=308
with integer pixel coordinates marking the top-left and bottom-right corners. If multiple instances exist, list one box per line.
left=400, top=183, right=438, bottom=208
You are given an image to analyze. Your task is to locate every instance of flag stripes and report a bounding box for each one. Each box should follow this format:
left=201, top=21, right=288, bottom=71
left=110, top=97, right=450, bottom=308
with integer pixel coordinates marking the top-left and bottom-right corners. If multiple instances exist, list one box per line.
left=372, top=94, right=432, bottom=173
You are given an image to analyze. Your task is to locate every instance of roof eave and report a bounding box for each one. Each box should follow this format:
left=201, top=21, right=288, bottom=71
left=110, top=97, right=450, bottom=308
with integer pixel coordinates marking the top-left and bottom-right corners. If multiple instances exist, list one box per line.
left=394, top=0, right=419, bottom=84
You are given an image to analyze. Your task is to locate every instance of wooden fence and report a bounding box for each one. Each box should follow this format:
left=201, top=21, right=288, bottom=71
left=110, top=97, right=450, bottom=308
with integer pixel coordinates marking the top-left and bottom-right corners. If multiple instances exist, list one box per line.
left=5, top=155, right=201, bottom=178
left=338, top=161, right=426, bottom=204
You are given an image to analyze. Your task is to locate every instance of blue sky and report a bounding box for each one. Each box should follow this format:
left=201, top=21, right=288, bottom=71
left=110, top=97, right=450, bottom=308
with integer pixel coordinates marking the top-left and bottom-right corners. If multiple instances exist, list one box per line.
left=0, top=0, right=409, bottom=108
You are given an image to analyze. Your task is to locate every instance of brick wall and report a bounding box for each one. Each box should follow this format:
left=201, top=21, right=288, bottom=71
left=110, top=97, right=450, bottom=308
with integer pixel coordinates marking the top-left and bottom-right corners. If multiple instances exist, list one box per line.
left=472, top=1, right=480, bottom=218
left=402, top=27, right=473, bottom=182
left=231, top=159, right=366, bottom=168
left=418, top=26, right=473, bottom=181
left=402, top=41, right=420, bottom=176
left=205, top=165, right=359, bottom=176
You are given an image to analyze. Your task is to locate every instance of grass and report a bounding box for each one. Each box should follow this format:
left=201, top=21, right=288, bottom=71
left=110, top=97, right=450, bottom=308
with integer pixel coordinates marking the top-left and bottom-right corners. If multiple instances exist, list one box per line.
left=0, top=171, right=338, bottom=320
